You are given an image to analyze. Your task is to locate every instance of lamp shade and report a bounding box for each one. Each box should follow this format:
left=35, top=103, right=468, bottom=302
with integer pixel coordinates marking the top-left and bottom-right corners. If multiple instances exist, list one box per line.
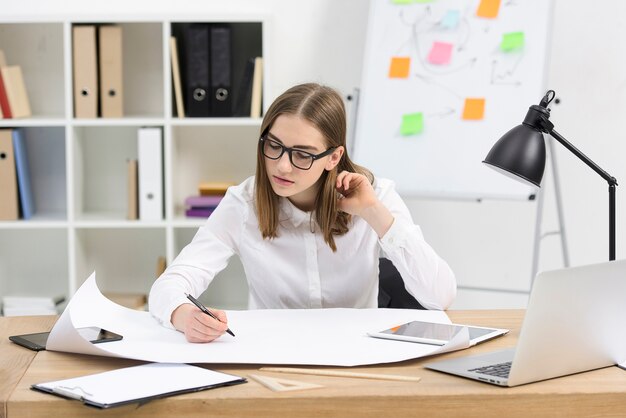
left=483, top=124, right=546, bottom=188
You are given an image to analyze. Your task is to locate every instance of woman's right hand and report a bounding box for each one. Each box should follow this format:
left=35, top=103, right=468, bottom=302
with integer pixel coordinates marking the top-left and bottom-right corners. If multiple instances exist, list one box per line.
left=170, top=303, right=229, bottom=343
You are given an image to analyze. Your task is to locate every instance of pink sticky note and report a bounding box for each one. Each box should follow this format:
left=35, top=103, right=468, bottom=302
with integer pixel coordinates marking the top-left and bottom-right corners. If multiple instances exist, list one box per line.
left=427, top=41, right=453, bottom=65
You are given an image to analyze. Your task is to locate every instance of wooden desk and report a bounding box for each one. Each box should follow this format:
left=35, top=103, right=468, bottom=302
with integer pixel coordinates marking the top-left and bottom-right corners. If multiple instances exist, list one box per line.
left=7, top=310, right=626, bottom=417
left=0, top=316, right=56, bottom=418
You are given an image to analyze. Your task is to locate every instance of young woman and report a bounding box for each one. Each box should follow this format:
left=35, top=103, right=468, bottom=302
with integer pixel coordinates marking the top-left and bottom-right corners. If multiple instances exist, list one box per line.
left=149, top=83, right=456, bottom=342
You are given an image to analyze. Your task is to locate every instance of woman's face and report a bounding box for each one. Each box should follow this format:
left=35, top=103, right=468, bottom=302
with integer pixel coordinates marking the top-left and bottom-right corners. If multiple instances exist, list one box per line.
left=264, top=114, right=342, bottom=211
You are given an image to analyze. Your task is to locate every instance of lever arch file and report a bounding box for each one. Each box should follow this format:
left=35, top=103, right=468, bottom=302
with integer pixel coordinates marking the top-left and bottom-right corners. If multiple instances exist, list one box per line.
left=183, top=24, right=210, bottom=117
left=210, top=24, right=232, bottom=116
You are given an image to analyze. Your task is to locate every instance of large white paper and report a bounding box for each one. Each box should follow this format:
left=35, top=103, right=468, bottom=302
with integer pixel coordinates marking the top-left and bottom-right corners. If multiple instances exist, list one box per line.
left=47, top=273, right=470, bottom=366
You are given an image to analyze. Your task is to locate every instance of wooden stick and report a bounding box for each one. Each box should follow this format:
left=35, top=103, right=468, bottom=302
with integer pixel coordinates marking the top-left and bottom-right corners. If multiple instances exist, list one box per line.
left=259, top=367, right=421, bottom=383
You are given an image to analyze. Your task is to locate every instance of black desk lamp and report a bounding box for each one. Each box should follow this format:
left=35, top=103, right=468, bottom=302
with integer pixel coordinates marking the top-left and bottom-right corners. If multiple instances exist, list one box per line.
left=483, top=90, right=618, bottom=261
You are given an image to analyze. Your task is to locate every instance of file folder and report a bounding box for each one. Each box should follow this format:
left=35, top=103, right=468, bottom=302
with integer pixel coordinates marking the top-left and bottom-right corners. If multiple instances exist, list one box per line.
left=99, top=25, right=124, bottom=118
left=1, top=66, right=32, bottom=119
left=138, top=127, right=163, bottom=221
left=73, top=25, right=98, bottom=118
left=210, top=24, right=232, bottom=116
left=183, top=24, right=210, bottom=117
left=12, top=128, right=34, bottom=219
left=0, top=129, right=19, bottom=220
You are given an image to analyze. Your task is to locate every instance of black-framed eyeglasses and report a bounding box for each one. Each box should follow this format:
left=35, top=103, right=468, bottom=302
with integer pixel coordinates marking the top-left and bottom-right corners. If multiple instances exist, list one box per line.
left=260, top=135, right=336, bottom=170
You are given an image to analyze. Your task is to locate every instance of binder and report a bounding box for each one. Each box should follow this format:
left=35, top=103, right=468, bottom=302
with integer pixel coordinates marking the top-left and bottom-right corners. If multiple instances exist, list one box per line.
left=137, top=127, right=163, bottom=221
left=183, top=24, right=210, bottom=117
left=1, top=66, right=32, bottom=118
left=99, top=25, right=124, bottom=118
left=12, top=128, right=34, bottom=219
left=73, top=25, right=98, bottom=118
left=209, top=24, right=232, bottom=116
left=250, top=56, right=263, bottom=118
left=0, top=129, right=18, bottom=220
left=126, top=158, right=138, bottom=220
left=233, top=57, right=255, bottom=117
left=169, top=36, right=185, bottom=118
left=32, top=363, right=246, bottom=409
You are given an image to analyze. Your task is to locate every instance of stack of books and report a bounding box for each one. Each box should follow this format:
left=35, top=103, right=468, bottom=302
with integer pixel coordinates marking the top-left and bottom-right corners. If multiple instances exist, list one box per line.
left=2, top=295, right=65, bottom=316
left=184, top=181, right=233, bottom=218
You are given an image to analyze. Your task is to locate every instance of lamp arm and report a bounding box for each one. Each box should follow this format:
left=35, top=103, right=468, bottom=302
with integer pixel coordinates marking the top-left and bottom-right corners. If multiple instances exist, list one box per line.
left=549, top=129, right=618, bottom=187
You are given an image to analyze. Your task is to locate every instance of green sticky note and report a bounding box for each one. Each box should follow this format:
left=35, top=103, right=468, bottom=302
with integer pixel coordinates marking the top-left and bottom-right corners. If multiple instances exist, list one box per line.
left=401, top=113, right=424, bottom=135
left=392, top=0, right=414, bottom=4
left=501, top=32, right=525, bottom=51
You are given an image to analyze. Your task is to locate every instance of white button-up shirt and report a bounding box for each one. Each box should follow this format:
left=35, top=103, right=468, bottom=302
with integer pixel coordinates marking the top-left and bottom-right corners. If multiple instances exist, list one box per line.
left=149, top=176, right=456, bottom=328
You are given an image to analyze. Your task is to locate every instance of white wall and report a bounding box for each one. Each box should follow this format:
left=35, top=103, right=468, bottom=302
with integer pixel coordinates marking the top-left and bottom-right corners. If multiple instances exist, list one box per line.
left=4, top=0, right=625, bottom=309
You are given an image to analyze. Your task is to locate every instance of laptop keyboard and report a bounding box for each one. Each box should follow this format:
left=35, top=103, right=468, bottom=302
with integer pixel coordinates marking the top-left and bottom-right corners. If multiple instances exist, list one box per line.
left=469, top=361, right=512, bottom=378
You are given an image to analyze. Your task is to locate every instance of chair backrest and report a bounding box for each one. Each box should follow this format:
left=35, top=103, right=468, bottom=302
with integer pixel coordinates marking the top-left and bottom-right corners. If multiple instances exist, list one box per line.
left=378, top=258, right=425, bottom=309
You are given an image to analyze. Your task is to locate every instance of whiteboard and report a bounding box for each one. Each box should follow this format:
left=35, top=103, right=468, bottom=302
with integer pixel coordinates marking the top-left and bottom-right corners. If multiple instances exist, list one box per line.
left=354, top=0, right=553, bottom=200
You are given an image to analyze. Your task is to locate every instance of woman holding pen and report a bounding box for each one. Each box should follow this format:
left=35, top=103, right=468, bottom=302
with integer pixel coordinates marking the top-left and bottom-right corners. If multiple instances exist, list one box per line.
left=149, top=83, right=456, bottom=342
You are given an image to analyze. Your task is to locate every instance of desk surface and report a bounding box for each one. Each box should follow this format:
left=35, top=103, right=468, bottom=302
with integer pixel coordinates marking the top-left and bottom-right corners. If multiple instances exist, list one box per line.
left=5, top=310, right=626, bottom=418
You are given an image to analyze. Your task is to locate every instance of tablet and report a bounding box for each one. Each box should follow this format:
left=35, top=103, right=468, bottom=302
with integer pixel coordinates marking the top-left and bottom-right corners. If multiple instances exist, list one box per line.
left=9, top=327, right=123, bottom=351
left=367, top=320, right=508, bottom=346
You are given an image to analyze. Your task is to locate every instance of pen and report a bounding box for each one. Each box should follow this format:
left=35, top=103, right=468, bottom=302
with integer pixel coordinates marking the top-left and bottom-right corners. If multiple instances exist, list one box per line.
left=185, top=293, right=235, bottom=337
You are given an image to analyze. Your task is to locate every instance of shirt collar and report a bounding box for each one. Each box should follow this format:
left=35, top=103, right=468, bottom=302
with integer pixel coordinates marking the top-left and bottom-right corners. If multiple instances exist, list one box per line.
left=280, top=197, right=312, bottom=228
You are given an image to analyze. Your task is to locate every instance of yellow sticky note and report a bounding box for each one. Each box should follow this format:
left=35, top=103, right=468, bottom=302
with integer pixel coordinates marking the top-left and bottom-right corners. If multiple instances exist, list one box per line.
left=389, top=57, right=411, bottom=79
left=401, top=112, right=424, bottom=135
left=462, top=98, right=485, bottom=120
left=477, top=0, right=500, bottom=18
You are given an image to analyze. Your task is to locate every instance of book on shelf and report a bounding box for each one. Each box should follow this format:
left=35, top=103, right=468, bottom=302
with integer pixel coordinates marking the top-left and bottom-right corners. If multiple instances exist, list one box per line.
left=0, top=66, right=32, bottom=119
left=185, top=195, right=224, bottom=208
left=0, top=129, right=19, bottom=220
left=198, top=181, right=234, bottom=196
left=127, top=158, right=138, bottom=220
left=169, top=36, right=185, bottom=118
left=12, top=128, right=35, bottom=219
left=99, top=25, right=124, bottom=118
left=185, top=207, right=215, bottom=218
left=250, top=56, right=263, bottom=118
left=2, top=295, right=65, bottom=316
left=233, top=57, right=255, bottom=117
left=0, top=50, right=11, bottom=119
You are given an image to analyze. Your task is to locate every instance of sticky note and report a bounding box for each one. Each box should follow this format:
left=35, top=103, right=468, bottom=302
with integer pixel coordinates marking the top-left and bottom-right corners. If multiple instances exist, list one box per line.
left=391, top=0, right=414, bottom=4
left=500, top=32, right=525, bottom=52
left=441, top=10, right=461, bottom=29
left=427, top=42, right=453, bottom=65
left=476, top=0, right=500, bottom=18
left=462, top=98, right=486, bottom=120
left=388, top=57, right=411, bottom=78
left=401, top=112, right=424, bottom=135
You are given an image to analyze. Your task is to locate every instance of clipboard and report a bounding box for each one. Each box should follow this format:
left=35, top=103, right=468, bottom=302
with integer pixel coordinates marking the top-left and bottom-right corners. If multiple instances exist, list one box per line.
left=31, top=363, right=246, bottom=409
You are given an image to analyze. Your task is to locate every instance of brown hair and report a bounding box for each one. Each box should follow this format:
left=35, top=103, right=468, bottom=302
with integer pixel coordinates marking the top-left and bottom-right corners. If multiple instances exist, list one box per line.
left=255, top=83, right=373, bottom=252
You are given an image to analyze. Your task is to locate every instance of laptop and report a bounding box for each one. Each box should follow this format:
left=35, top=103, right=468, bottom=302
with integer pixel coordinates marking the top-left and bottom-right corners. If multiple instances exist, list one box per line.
left=425, top=259, right=626, bottom=387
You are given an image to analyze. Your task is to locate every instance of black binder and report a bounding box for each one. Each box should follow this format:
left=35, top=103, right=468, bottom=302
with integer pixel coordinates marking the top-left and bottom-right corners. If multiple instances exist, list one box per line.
left=183, top=24, right=210, bottom=117
left=233, top=57, right=255, bottom=117
left=210, top=24, right=232, bottom=116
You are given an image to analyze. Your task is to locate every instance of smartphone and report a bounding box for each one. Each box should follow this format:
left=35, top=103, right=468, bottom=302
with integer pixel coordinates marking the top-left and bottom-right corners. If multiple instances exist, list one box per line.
left=367, top=320, right=508, bottom=346
left=9, top=327, right=123, bottom=351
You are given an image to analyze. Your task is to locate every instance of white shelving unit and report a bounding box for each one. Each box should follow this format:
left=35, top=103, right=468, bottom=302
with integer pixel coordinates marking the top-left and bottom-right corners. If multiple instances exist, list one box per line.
left=0, top=15, right=269, bottom=311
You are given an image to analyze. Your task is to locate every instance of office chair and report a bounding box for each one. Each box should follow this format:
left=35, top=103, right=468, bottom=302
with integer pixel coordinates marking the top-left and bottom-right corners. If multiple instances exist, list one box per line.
left=378, top=258, right=426, bottom=309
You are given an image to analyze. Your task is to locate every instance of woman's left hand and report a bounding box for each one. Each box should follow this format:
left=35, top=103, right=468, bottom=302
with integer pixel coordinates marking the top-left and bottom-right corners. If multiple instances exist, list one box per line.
left=336, top=171, right=394, bottom=237
left=336, top=171, right=378, bottom=217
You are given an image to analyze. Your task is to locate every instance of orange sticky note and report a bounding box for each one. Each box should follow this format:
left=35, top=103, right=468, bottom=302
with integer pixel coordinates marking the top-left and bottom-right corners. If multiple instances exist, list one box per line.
left=476, top=0, right=500, bottom=18
left=389, top=56, right=411, bottom=78
left=462, top=98, right=485, bottom=120
left=427, top=42, right=453, bottom=65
